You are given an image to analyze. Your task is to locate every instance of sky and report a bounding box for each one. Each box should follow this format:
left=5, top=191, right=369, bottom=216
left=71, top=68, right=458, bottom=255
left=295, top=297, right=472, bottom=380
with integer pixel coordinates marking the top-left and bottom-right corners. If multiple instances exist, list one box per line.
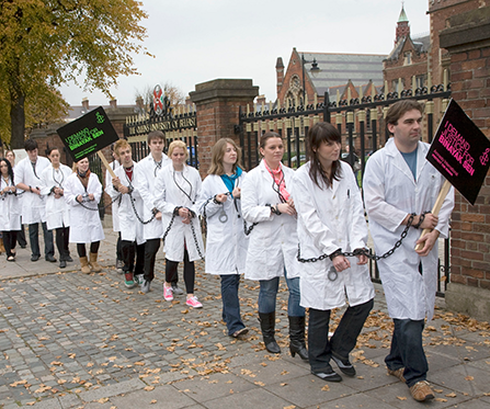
left=59, top=0, right=431, bottom=107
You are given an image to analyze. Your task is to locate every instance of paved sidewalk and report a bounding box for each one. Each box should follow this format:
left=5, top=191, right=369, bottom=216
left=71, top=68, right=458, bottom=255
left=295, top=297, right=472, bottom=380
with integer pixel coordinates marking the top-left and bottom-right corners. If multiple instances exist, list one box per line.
left=1, top=229, right=489, bottom=409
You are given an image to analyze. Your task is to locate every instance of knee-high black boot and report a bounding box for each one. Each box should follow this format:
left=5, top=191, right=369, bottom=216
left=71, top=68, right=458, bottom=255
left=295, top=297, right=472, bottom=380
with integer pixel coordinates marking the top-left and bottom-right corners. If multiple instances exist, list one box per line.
left=259, top=312, right=281, bottom=354
left=289, top=316, right=308, bottom=361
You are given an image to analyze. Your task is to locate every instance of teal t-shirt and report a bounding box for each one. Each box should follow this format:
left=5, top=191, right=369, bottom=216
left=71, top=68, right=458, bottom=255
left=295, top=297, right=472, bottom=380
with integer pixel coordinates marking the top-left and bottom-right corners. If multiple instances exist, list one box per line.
left=400, top=147, right=417, bottom=181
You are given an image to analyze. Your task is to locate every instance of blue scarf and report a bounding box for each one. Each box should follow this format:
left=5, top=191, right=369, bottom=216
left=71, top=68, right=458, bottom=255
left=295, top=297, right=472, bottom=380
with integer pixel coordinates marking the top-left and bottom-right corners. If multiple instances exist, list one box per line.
left=220, top=167, right=242, bottom=197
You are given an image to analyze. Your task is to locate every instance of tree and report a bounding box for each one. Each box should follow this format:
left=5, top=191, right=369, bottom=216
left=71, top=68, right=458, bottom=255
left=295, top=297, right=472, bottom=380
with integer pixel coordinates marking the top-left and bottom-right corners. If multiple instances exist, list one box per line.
left=0, top=0, right=148, bottom=148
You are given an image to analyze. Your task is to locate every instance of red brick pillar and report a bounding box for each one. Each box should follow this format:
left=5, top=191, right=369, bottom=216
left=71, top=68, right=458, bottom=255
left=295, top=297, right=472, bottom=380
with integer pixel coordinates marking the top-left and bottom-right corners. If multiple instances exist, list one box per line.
left=440, top=6, right=490, bottom=320
left=190, top=79, right=259, bottom=177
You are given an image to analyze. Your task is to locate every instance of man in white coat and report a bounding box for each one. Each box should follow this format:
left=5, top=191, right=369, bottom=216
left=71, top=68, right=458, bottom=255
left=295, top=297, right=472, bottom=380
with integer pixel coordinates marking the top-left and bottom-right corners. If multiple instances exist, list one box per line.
left=110, top=139, right=146, bottom=289
left=363, top=100, right=454, bottom=402
left=133, top=131, right=173, bottom=294
left=14, top=139, right=56, bottom=262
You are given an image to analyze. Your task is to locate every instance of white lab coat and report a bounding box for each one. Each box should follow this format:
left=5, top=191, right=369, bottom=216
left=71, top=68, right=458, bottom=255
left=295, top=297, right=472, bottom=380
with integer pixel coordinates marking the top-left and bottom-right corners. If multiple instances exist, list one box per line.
left=241, top=160, right=301, bottom=281
left=14, top=156, right=50, bottom=224
left=0, top=177, right=21, bottom=231
left=106, top=161, right=121, bottom=232
left=153, top=164, right=204, bottom=262
left=363, top=138, right=454, bottom=321
left=134, top=153, right=171, bottom=241
left=64, top=172, right=105, bottom=244
left=107, top=165, right=145, bottom=245
left=197, top=172, right=249, bottom=275
left=291, top=161, right=375, bottom=310
left=40, top=164, right=72, bottom=230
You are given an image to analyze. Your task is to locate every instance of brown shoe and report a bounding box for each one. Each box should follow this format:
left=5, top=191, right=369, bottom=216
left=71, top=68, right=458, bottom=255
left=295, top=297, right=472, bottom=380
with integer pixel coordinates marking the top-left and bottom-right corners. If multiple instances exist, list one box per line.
left=89, top=252, right=102, bottom=272
left=409, top=381, right=435, bottom=402
left=79, top=256, right=91, bottom=274
left=387, top=367, right=406, bottom=383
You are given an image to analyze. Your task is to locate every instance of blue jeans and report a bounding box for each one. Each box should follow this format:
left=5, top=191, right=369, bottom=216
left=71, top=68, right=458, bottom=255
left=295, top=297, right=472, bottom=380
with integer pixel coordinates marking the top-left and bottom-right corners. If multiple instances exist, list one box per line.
left=258, top=269, right=304, bottom=317
left=385, top=318, right=428, bottom=387
left=220, top=274, right=246, bottom=335
left=28, top=222, right=54, bottom=259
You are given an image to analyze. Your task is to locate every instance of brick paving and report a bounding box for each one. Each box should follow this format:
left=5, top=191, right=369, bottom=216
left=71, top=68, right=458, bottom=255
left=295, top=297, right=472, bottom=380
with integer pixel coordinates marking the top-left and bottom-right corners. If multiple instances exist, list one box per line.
left=0, top=229, right=490, bottom=408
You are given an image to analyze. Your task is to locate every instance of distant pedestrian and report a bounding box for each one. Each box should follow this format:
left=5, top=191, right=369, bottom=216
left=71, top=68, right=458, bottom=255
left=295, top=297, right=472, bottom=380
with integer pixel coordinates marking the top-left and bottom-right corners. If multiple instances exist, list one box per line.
left=64, top=157, right=105, bottom=274
left=198, top=138, right=249, bottom=338
left=40, top=147, right=73, bottom=269
left=292, top=122, right=374, bottom=382
left=14, top=139, right=56, bottom=262
left=0, top=158, right=21, bottom=261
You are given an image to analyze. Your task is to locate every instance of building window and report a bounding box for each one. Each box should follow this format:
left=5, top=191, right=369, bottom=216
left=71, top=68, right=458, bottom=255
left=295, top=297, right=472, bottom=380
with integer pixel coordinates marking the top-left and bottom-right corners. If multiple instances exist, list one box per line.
left=403, top=52, right=412, bottom=66
left=416, top=75, right=425, bottom=89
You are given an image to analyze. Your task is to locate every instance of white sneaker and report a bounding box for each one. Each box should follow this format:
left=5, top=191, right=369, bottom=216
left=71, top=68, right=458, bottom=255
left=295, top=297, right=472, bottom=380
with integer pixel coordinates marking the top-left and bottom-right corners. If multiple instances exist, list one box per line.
left=186, top=296, right=203, bottom=308
left=163, top=285, right=173, bottom=301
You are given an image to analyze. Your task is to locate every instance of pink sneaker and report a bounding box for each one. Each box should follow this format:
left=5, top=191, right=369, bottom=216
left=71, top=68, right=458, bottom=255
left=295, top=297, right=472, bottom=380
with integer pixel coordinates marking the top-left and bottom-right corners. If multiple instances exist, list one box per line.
left=186, top=296, right=203, bottom=308
left=163, top=285, right=173, bottom=301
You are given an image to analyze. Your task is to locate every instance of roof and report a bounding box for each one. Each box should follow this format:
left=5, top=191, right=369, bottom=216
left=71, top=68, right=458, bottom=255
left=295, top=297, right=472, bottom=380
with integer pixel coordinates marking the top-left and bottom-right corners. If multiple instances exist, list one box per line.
left=66, top=104, right=138, bottom=121
left=299, top=51, right=387, bottom=96
left=398, top=6, right=409, bottom=23
left=385, top=33, right=430, bottom=61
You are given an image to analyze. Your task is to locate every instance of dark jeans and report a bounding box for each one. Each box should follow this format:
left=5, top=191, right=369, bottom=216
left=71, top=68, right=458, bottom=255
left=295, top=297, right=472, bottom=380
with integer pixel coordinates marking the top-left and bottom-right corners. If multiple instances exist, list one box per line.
left=308, top=299, right=374, bottom=373
left=121, top=240, right=146, bottom=275
left=166, top=249, right=194, bottom=294
left=17, top=223, right=27, bottom=247
left=220, top=274, right=245, bottom=335
left=28, top=222, right=54, bottom=259
left=143, top=238, right=161, bottom=282
left=116, top=232, right=123, bottom=261
left=258, top=269, right=304, bottom=317
left=55, top=227, right=70, bottom=260
left=77, top=242, right=100, bottom=258
left=385, top=318, right=428, bottom=387
left=2, top=231, right=17, bottom=257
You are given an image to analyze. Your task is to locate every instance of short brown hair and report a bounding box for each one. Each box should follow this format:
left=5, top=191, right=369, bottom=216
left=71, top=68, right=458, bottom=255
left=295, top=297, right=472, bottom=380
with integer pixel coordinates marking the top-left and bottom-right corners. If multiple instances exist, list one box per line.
left=114, top=139, right=131, bottom=155
left=259, top=131, right=282, bottom=150
left=385, top=100, right=424, bottom=127
left=208, top=138, right=242, bottom=175
left=147, top=130, right=165, bottom=145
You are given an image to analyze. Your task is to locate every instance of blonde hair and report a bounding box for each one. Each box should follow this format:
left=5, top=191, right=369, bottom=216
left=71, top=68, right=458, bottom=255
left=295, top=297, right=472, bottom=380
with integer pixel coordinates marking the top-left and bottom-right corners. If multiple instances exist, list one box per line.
left=114, top=139, right=131, bottom=155
left=208, top=138, right=242, bottom=175
left=168, top=140, right=188, bottom=159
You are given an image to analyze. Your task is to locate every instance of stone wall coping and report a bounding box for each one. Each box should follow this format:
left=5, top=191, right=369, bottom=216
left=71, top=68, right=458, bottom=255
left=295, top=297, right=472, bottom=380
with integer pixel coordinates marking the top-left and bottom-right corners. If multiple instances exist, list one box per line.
left=190, top=79, right=259, bottom=104
left=440, top=6, right=490, bottom=51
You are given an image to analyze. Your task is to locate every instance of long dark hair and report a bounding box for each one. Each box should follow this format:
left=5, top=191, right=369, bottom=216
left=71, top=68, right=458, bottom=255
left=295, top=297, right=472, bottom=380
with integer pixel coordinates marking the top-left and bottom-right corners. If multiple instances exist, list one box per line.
left=307, top=122, right=342, bottom=189
left=0, top=158, right=14, bottom=184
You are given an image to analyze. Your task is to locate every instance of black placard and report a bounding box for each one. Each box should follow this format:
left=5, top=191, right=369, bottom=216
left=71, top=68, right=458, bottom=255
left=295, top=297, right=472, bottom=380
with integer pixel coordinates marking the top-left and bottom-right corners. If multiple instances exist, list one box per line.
left=427, top=99, right=490, bottom=205
left=56, top=107, right=119, bottom=161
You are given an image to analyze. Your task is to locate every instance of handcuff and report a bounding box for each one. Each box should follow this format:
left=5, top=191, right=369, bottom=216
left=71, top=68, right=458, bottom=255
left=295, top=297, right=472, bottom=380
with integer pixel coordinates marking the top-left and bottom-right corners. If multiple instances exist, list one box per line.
left=214, top=192, right=231, bottom=223
left=328, top=265, right=338, bottom=282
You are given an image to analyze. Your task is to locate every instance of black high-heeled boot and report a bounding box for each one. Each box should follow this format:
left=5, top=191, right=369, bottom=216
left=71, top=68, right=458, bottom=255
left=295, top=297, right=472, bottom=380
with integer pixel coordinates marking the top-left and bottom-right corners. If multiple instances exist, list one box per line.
left=289, top=315, right=308, bottom=361
left=259, top=312, right=281, bottom=354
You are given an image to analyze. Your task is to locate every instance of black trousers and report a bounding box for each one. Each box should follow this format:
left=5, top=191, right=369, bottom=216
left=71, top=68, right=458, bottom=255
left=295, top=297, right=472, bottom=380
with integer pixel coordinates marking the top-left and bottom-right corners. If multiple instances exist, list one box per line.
left=2, top=231, right=17, bottom=257
left=165, top=249, right=194, bottom=294
left=55, top=227, right=70, bottom=260
left=143, top=238, right=161, bottom=282
left=77, top=242, right=100, bottom=258
left=308, top=298, right=374, bottom=373
left=28, top=222, right=54, bottom=259
left=116, top=232, right=123, bottom=261
left=17, top=223, right=27, bottom=247
left=121, top=240, right=146, bottom=275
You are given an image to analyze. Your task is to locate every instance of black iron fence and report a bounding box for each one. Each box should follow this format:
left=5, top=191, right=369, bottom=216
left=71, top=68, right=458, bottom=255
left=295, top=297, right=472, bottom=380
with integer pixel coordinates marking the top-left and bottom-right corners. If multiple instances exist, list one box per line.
left=123, top=106, right=199, bottom=168
left=239, top=83, right=451, bottom=297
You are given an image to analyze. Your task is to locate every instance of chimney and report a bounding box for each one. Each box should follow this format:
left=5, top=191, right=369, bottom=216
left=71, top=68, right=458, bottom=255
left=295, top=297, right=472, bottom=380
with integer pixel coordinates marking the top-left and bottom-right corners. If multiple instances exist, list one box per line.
left=275, top=57, right=285, bottom=98
left=256, top=95, right=267, bottom=106
left=109, top=98, right=117, bottom=108
left=82, top=97, right=89, bottom=111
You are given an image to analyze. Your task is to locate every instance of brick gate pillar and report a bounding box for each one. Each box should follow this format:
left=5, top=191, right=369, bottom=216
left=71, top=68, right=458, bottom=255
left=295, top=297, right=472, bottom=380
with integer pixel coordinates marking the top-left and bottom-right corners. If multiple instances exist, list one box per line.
left=190, top=79, right=259, bottom=177
left=439, top=6, right=490, bottom=321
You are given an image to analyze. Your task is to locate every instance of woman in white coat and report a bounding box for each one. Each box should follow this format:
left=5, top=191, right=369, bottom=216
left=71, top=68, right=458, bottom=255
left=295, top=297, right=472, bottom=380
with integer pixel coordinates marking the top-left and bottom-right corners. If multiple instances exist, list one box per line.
left=40, top=147, right=73, bottom=268
left=154, top=140, right=204, bottom=309
left=64, top=157, right=105, bottom=274
left=0, top=158, right=21, bottom=261
left=197, top=138, right=249, bottom=338
left=241, top=131, right=307, bottom=359
left=292, top=122, right=374, bottom=382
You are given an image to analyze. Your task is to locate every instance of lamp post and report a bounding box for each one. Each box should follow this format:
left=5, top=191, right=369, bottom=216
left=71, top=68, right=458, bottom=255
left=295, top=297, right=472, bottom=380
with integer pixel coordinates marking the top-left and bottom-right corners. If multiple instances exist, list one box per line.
left=301, top=54, right=319, bottom=106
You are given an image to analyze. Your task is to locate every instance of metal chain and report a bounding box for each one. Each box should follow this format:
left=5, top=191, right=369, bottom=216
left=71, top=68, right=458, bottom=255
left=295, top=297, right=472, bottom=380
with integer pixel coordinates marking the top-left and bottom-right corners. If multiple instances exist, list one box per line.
left=76, top=193, right=122, bottom=212
left=244, top=220, right=257, bottom=236
left=190, top=218, right=205, bottom=259
left=161, top=213, right=176, bottom=242
left=297, top=214, right=416, bottom=263
left=127, top=190, right=156, bottom=225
